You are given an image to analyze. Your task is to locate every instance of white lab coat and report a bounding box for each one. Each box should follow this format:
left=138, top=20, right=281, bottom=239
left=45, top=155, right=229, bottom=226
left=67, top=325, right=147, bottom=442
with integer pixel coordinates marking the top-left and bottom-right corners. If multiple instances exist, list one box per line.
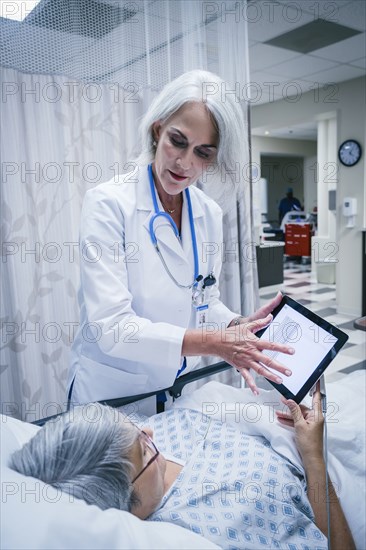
left=67, top=165, right=236, bottom=404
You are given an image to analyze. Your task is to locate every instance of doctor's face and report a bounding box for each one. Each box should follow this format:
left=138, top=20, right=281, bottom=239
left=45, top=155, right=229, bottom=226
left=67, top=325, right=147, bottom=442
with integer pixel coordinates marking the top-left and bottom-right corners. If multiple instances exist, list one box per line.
left=152, top=101, right=218, bottom=196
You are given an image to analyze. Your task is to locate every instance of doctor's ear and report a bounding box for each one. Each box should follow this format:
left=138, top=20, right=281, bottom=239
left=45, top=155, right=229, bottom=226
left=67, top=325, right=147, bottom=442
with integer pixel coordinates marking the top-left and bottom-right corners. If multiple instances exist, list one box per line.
left=152, top=121, right=162, bottom=142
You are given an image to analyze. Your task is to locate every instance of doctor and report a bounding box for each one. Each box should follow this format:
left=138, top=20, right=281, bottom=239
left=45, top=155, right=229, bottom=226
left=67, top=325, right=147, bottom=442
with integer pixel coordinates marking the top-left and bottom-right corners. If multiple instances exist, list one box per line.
left=67, top=70, right=294, bottom=405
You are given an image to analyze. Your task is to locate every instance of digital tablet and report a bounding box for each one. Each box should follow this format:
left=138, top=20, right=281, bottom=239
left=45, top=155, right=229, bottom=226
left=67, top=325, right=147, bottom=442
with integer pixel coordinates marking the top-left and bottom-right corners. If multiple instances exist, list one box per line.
left=257, top=295, right=349, bottom=403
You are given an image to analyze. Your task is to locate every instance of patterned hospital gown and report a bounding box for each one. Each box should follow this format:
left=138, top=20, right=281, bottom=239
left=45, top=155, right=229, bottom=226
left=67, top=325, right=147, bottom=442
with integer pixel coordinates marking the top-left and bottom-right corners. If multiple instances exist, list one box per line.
left=146, top=408, right=327, bottom=550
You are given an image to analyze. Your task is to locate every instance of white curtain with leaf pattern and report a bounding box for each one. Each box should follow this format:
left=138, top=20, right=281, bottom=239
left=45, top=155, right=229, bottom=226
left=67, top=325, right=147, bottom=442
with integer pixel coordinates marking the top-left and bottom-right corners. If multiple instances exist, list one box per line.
left=1, top=69, right=143, bottom=420
left=0, top=0, right=259, bottom=420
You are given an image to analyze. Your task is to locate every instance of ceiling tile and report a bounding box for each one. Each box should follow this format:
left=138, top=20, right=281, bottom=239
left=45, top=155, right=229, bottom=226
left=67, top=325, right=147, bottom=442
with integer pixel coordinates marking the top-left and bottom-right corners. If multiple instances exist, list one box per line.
left=249, top=70, right=290, bottom=83
left=246, top=1, right=365, bottom=106
left=278, top=79, right=311, bottom=98
left=249, top=43, right=300, bottom=71
left=310, top=32, right=366, bottom=63
left=246, top=75, right=321, bottom=104
left=305, top=63, right=365, bottom=84
left=336, top=0, right=366, bottom=32
left=276, top=0, right=357, bottom=21
left=264, top=55, right=338, bottom=78
left=248, top=70, right=292, bottom=101
left=350, top=57, right=366, bottom=69
left=249, top=88, right=283, bottom=106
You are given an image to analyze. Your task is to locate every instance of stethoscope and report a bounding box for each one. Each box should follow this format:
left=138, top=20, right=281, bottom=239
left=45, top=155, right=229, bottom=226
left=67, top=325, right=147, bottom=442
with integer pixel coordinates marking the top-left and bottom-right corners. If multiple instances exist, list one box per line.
left=148, top=164, right=216, bottom=291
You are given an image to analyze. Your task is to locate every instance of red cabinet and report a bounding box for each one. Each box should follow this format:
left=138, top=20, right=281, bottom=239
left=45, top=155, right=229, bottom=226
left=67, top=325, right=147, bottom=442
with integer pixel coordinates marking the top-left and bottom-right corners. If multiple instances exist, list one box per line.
left=285, top=223, right=312, bottom=257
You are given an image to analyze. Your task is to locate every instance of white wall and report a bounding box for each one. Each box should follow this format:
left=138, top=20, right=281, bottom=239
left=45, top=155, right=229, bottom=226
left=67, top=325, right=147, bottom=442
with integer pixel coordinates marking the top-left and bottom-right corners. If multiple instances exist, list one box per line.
left=251, top=76, right=366, bottom=316
left=252, top=136, right=317, bottom=170
left=303, top=155, right=317, bottom=215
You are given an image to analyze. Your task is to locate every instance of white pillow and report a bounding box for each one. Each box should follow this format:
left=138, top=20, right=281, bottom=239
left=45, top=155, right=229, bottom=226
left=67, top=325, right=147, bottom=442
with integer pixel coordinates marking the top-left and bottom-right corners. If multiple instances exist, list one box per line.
left=0, top=414, right=220, bottom=550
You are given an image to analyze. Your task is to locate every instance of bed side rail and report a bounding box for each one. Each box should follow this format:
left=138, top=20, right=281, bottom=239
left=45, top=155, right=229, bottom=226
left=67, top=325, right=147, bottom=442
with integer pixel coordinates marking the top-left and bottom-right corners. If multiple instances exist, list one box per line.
left=32, top=361, right=231, bottom=426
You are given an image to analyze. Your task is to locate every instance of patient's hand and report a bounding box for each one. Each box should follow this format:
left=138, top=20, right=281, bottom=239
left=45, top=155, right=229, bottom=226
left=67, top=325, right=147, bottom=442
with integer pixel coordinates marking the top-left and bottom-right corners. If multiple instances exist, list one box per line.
left=277, top=384, right=356, bottom=550
left=276, top=383, right=324, bottom=468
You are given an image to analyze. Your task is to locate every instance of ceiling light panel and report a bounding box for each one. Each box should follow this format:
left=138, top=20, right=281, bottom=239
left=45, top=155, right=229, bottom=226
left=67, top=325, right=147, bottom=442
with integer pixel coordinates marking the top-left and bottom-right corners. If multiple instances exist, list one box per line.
left=264, top=19, right=361, bottom=54
left=247, top=0, right=313, bottom=42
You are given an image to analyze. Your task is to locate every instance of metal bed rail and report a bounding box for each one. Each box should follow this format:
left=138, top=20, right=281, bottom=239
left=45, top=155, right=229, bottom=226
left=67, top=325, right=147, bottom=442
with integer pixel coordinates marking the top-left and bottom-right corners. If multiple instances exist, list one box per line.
left=32, top=361, right=231, bottom=426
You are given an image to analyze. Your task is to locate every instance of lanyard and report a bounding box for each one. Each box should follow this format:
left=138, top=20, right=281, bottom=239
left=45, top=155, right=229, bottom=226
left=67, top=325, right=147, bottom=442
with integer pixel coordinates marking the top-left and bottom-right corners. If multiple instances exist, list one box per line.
left=148, top=164, right=199, bottom=289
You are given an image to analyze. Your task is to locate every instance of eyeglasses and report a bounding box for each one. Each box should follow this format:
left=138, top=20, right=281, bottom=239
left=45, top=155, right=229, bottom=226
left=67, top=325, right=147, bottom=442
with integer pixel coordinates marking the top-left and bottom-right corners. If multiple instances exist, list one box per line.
left=131, top=430, right=159, bottom=484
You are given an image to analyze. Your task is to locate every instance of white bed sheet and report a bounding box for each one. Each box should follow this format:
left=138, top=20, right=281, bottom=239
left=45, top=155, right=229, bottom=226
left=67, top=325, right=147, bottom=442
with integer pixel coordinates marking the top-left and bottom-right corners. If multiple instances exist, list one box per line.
left=172, top=370, right=366, bottom=549
left=1, top=370, right=364, bottom=549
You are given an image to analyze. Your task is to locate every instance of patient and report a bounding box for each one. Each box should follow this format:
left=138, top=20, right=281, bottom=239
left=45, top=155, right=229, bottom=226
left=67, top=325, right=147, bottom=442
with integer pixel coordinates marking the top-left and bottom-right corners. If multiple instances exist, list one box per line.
left=10, top=386, right=354, bottom=550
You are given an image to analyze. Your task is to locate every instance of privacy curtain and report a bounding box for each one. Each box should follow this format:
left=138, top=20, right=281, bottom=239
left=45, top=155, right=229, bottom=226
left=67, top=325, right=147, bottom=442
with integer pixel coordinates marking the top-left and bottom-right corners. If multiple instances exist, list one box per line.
left=0, top=0, right=259, bottom=420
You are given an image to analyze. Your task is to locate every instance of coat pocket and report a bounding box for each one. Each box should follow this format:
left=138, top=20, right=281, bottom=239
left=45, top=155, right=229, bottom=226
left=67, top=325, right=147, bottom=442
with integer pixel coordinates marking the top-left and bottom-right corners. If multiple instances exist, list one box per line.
left=72, top=354, right=149, bottom=403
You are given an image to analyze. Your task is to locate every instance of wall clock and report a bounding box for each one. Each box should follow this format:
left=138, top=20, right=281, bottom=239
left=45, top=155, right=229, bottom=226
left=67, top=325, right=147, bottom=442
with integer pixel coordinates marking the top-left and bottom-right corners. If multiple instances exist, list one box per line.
left=338, top=139, right=362, bottom=167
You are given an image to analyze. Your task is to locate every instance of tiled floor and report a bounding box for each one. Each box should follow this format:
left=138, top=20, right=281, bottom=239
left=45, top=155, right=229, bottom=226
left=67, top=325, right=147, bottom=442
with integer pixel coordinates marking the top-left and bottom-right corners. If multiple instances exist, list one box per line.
left=259, top=261, right=365, bottom=383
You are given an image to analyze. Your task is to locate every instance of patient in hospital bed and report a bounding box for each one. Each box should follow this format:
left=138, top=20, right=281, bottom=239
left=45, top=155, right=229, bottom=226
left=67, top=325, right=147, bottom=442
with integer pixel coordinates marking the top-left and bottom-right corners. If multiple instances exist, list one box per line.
left=9, top=379, right=358, bottom=550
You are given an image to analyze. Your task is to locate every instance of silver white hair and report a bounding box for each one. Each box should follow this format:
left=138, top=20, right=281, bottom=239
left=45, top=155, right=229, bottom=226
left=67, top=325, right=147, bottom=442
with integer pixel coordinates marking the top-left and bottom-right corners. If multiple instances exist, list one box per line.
left=10, top=403, right=140, bottom=512
left=136, top=69, right=248, bottom=190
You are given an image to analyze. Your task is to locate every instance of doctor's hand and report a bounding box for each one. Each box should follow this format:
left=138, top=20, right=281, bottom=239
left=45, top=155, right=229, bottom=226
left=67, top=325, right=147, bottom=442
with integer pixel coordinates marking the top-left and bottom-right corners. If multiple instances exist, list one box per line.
left=243, top=291, right=283, bottom=325
left=217, top=313, right=294, bottom=395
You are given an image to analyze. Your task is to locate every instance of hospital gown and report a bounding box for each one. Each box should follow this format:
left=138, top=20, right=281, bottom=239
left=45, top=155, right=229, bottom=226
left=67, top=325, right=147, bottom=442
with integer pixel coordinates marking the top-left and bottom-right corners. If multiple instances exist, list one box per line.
left=146, top=408, right=327, bottom=550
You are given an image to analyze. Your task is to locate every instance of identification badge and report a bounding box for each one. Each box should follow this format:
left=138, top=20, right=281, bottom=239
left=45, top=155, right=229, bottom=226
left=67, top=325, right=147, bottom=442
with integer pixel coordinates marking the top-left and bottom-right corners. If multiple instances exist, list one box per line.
left=194, top=302, right=209, bottom=329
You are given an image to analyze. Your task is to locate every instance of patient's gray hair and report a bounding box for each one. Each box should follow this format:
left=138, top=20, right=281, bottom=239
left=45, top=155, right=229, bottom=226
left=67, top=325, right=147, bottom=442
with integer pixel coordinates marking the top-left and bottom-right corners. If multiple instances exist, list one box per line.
left=10, top=403, right=140, bottom=512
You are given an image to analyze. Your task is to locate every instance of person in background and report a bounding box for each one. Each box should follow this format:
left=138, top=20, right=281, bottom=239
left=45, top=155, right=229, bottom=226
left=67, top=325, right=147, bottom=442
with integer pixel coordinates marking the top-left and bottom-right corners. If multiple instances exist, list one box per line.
left=278, top=187, right=302, bottom=224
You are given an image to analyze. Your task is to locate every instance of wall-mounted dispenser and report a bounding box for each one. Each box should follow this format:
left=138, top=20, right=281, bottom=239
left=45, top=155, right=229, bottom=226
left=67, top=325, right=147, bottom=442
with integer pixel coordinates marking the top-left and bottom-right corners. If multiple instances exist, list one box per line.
left=343, top=197, right=357, bottom=228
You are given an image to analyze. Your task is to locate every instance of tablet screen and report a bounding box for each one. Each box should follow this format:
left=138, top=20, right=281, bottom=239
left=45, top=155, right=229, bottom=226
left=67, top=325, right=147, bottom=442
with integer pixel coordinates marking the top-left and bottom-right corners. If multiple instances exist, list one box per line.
left=257, top=295, right=349, bottom=402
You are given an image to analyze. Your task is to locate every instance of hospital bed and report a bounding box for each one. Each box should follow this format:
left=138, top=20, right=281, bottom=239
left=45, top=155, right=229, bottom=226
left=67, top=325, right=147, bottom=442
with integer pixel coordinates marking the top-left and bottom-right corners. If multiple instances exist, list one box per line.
left=1, top=365, right=365, bottom=550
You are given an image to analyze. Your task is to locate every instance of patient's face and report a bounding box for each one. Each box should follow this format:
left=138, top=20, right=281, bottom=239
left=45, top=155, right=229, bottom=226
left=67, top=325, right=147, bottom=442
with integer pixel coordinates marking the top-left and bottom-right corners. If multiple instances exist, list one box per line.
left=129, top=427, right=166, bottom=519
